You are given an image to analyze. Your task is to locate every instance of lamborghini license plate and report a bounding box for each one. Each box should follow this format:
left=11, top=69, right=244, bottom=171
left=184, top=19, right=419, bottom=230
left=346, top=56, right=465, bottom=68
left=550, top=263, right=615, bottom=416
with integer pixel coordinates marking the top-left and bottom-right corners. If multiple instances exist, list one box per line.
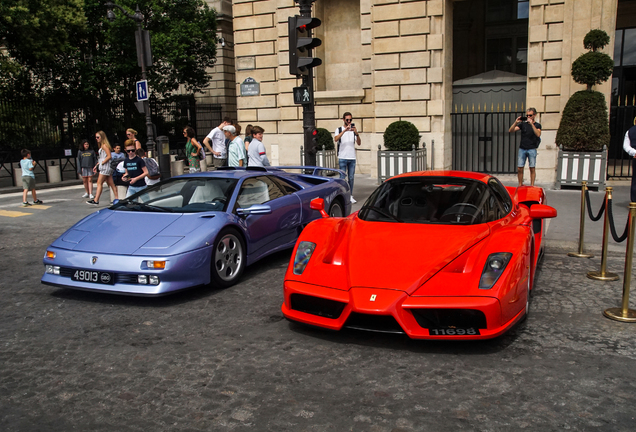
left=71, top=269, right=114, bottom=285
left=429, top=328, right=480, bottom=336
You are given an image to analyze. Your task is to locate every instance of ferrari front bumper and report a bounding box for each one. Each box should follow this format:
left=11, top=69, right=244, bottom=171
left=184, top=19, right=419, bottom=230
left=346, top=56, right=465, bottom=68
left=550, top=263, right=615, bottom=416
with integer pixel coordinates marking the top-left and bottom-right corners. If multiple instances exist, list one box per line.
left=282, top=280, right=526, bottom=340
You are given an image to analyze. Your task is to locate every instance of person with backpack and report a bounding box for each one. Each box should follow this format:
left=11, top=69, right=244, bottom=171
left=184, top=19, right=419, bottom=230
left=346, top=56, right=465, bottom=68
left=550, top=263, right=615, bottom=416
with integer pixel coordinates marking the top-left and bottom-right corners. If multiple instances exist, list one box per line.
left=137, top=148, right=161, bottom=186
left=334, top=112, right=361, bottom=203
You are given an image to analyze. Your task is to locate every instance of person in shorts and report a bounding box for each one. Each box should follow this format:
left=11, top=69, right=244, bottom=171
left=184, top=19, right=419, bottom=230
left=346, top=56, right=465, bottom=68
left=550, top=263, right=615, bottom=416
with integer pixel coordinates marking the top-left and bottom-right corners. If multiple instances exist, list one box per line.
left=509, top=108, right=542, bottom=186
left=20, top=149, right=43, bottom=206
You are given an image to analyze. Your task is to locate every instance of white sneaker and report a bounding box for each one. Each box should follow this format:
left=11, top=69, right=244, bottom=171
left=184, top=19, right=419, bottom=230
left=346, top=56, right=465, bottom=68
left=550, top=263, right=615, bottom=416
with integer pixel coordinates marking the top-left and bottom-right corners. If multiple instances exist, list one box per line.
left=82, top=193, right=89, bottom=198
left=89, top=194, right=95, bottom=199
left=350, top=196, right=357, bottom=204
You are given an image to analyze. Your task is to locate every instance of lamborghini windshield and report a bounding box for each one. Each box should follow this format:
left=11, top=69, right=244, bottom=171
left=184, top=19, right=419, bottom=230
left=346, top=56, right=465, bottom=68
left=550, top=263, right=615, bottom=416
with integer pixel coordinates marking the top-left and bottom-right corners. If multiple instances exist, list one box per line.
left=112, top=177, right=238, bottom=213
left=359, top=176, right=504, bottom=225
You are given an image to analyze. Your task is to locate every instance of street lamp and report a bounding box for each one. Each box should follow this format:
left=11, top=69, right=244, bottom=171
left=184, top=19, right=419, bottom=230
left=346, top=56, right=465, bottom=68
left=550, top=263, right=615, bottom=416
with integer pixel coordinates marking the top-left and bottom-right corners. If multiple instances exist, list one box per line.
left=104, top=1, right=156, bottom=157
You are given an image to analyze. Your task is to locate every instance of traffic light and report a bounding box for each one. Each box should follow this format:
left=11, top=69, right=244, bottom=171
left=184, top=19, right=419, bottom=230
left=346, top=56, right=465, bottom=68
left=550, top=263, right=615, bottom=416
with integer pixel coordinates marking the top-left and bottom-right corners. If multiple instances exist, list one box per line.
left=288, top=15, right=322, bottom=76
left=305, top=127, right=319, bottom=155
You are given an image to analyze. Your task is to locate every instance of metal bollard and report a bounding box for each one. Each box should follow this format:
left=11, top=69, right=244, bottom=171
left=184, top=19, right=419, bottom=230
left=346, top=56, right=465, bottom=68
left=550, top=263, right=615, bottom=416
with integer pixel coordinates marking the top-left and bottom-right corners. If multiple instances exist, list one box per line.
left=603, top=203, right=636, bottom=322
left=587, top=187, right=619, bottom=281
left=568, top=180, right=594, bottom=258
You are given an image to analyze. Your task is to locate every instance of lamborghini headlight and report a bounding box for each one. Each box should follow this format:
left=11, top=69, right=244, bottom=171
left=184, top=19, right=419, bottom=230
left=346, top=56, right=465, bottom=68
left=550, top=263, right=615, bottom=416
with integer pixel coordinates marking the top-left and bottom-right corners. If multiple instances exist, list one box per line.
left=479, top=252, right=512, bottom=289
left=293, top=241, right=316, bottom=275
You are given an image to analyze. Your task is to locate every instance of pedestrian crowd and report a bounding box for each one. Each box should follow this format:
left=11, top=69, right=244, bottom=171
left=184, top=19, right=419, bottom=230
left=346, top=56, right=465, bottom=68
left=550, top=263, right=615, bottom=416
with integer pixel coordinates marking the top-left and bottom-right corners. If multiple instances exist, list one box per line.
left=19, top=120, right=270, bottom=207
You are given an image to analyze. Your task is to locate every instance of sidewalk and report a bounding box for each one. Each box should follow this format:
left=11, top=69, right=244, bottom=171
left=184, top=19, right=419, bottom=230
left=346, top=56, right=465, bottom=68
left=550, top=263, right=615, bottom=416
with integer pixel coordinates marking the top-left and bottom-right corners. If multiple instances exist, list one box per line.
left=2, top=172, right=633, bottom=254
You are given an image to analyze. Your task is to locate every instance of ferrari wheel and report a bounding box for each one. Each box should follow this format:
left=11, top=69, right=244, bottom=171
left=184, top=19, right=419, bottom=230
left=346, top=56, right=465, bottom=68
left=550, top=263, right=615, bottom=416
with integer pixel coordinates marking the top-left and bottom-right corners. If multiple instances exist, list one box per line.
left=211, top=229, right=245, bottom=288
left=329, top=200, right=344, bottom=217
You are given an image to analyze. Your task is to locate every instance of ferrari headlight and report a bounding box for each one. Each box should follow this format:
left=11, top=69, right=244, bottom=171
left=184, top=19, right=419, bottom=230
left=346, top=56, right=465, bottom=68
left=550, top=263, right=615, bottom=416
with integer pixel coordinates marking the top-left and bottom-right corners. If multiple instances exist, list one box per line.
left=479, top=252, right=512, bottom=289
left=293, top=241, right=316, bottom=275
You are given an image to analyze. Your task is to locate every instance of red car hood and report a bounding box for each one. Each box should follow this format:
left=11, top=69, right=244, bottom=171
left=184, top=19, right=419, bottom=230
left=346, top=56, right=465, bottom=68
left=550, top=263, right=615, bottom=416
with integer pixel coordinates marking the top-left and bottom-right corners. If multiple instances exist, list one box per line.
left=305, top=217, right=490, bottom=295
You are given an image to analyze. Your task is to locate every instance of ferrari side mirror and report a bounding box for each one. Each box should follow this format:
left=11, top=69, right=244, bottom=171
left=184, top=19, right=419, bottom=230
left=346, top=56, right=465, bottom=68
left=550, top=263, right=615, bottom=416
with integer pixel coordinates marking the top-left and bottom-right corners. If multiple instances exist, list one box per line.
left=310, top=198, right=329, bottom=218
left=529, top=204, right=557, bottom=219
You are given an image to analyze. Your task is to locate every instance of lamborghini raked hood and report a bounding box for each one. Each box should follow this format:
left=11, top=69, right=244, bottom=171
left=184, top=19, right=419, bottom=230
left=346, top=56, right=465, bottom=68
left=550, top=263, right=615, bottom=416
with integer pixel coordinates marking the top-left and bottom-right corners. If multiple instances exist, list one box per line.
left=300, top=217, right=491, bottom=294
left=50, top=210, right=217, bottom=255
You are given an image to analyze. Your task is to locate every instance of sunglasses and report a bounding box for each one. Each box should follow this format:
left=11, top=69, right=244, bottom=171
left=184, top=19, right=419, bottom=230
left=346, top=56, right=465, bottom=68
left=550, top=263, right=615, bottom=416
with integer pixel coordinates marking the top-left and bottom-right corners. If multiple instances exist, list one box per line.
left=527, top=114, right=534, bottom=117
left=126, top=149, right=136, bottom=153
left=345, top=119, right=352, bottom=122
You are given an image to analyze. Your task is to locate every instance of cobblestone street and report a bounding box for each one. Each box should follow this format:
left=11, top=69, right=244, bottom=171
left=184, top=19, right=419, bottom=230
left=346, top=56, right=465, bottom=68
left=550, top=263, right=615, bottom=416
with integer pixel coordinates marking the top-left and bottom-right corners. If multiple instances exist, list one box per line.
left=1, top=187, right=636, bottom=431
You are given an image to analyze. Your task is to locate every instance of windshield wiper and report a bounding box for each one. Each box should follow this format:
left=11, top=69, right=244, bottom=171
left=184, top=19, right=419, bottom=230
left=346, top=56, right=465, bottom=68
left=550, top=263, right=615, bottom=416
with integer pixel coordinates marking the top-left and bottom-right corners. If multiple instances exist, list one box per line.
left=361, top=205, right=402, bottom=222
left=127, top=202, right=173, bottom=213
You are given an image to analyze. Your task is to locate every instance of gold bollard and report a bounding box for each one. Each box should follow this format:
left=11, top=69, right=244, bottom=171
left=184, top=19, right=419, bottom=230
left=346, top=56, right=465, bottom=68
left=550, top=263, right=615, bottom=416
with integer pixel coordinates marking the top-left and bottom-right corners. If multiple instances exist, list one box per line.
left=604, top=203, right=636, bottom=322
left=568, top=180, right=594, bottom=258
left=587, top=187, right=619, bottom=281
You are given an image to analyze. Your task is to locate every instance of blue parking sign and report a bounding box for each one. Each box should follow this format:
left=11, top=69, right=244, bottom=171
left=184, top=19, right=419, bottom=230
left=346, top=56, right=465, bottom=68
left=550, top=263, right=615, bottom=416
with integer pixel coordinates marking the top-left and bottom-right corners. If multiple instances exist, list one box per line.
left=136, top=80, right=149, bottom=101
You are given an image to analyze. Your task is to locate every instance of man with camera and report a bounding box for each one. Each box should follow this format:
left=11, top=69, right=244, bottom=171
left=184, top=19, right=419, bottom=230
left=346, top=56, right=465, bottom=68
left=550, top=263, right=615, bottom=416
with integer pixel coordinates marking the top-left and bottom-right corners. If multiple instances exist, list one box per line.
left=334, top=112, right=361, bottom=203
left=509, top=108, right=542, bottom=186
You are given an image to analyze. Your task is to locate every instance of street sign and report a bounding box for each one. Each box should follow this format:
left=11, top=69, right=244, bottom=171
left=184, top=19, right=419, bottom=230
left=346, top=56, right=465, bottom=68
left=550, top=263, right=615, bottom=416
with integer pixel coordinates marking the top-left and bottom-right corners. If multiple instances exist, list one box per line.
left=136, top=80, right=149, bottom=101
left=293, top=86, right=312, bottom=105
left=240, top=77, right=260, bottom=96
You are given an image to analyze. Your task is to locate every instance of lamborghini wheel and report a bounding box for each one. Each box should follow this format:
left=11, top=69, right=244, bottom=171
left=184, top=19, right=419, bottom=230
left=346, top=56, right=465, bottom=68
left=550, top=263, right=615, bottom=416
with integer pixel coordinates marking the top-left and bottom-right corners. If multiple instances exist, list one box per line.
left=210, top=228, right=245, bottom=288
left=329, top=200, right=344, bottom=217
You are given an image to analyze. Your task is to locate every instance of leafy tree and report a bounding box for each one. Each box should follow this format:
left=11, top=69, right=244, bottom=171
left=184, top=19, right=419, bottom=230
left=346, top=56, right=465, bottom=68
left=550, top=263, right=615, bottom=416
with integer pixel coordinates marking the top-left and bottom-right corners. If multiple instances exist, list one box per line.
left=0, top=0, right=217, bottom=145
left=383, top=121, right=420, bottom=151
left=556, top=29, right=613, bottom=151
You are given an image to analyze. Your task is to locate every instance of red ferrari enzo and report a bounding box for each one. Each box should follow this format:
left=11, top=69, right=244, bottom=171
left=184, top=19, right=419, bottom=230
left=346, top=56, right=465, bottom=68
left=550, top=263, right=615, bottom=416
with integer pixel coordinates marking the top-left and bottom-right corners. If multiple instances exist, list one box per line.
left=281, top=171, right=557, bottom=340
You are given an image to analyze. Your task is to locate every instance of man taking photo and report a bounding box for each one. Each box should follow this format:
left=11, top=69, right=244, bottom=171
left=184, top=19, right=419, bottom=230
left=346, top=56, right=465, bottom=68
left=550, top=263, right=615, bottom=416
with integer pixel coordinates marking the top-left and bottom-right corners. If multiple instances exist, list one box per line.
left=334, top=112, right=361, bottom=203
left=509, top=108, right=541, bottom=186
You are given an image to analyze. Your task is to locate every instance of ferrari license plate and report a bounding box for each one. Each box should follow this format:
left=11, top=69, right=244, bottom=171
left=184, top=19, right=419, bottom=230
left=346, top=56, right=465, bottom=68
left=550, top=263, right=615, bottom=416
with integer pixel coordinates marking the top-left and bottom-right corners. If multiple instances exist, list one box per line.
left=429, top=328, right=480, bottom=336
left=71, top=269, right=114, bottom=285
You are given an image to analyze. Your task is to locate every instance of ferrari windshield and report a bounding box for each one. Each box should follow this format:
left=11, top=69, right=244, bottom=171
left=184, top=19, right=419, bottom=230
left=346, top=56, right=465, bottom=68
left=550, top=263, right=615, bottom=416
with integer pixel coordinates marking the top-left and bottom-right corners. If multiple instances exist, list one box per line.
left=359, top=176, right=505, bottom=225
left=112, top=177, right=238, bottom=213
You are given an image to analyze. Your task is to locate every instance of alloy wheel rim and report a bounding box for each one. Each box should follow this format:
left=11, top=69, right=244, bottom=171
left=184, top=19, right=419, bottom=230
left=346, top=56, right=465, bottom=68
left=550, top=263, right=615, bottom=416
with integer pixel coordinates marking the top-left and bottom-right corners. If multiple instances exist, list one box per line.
left=215, top=234, right=242, bottom=282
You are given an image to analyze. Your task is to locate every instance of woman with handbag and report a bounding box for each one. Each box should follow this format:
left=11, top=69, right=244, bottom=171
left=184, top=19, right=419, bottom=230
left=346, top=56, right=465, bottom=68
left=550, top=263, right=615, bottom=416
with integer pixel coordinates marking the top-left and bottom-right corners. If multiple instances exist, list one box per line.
left=184, top=126, right=203, bottom=173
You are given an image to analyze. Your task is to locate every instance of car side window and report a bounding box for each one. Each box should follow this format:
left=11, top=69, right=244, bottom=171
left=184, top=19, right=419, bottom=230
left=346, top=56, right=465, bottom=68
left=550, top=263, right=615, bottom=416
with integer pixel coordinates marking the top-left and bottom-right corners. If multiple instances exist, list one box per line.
left=236, top=176, right=285, bottom=208
left=273, top=176, right=301, bottom=194
left=488, top=178, right=512, bottom=213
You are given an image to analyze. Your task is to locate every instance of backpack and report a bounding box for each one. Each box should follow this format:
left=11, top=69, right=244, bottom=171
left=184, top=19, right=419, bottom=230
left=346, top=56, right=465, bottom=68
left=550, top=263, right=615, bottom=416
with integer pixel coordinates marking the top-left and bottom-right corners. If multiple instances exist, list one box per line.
left=199, top=146, right=206, bottom=161
left=145, top=157, right=160, bottom=180
left=336, top=127, right=343, bottom=154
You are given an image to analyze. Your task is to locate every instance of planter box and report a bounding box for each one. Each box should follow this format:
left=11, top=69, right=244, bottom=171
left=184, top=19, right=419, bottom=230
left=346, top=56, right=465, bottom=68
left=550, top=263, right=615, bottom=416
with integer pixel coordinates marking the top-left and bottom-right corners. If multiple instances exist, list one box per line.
left=556, top=146, right=607, bottom=189
left=377, top=145, right=427, bottom=184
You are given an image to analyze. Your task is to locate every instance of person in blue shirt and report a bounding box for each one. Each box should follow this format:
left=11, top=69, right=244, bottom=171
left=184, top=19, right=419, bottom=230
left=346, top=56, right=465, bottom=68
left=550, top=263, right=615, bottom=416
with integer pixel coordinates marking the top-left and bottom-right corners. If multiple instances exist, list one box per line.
left=20, top=149, right=43, bottom=206
left=224, top=125, right=247, bottom=167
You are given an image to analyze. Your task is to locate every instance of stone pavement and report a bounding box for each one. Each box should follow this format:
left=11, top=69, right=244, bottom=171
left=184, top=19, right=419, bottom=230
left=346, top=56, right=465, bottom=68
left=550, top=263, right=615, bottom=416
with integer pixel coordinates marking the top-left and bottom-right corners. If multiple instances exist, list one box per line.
left=1, top=173, right=636, bottom=431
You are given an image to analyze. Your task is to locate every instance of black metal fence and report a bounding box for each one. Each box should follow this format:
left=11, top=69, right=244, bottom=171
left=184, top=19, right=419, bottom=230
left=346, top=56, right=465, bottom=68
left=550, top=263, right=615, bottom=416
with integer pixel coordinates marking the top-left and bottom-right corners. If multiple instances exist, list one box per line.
left=0, top=96, right=221, bottom=188
left=608, top=102, right=636, bottom=179
left=452, top=110, right=524, bottom=174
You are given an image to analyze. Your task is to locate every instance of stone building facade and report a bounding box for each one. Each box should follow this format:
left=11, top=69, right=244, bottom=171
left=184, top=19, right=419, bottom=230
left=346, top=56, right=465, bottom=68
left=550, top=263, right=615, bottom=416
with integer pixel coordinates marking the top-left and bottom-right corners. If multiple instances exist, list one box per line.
left=205, top=0, right=634, bottom=184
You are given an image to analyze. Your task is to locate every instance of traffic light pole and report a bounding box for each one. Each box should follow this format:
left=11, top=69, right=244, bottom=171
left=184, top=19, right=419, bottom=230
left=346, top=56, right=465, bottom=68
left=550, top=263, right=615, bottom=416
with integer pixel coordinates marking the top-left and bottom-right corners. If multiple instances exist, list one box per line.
left=297, top=0, right=317, bottom=167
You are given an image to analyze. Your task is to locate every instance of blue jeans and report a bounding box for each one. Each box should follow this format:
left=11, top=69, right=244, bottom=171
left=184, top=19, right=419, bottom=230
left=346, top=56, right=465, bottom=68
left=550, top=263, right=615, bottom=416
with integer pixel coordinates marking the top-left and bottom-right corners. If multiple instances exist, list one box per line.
left=126, top=184, right=147, bottom=198
left=339, top=159, right=356, bottom=194
left=518, top=148, right=537, bottom=168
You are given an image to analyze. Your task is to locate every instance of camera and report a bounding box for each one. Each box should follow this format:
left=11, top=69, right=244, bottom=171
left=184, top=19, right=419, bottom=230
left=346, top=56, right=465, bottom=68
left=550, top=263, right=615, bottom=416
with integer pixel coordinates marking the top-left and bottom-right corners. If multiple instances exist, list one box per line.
left=519, top=116, right=528, bottom=121
left=351, top=123, right=355, bottom=127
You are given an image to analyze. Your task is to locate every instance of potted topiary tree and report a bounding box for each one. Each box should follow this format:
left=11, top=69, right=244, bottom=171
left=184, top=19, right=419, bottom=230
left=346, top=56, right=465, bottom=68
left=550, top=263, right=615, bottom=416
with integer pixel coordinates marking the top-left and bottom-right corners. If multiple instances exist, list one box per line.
left=377, top=120, right=427, bottom=182
left=555, top=29, right=614, bottom=188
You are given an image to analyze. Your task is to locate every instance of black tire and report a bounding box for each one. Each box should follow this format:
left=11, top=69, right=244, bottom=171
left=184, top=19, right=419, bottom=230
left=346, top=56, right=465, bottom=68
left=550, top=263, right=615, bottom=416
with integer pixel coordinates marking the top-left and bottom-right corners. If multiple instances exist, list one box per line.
left=210, top=228, right=246, bottom=288
left=329, top=200, right=344, bottom=217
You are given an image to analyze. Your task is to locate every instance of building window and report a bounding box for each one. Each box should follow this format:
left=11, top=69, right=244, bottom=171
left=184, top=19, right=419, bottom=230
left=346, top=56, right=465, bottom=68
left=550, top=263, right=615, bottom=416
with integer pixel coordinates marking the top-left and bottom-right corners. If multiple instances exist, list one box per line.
left=314, top=0, right=362, bottom=91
